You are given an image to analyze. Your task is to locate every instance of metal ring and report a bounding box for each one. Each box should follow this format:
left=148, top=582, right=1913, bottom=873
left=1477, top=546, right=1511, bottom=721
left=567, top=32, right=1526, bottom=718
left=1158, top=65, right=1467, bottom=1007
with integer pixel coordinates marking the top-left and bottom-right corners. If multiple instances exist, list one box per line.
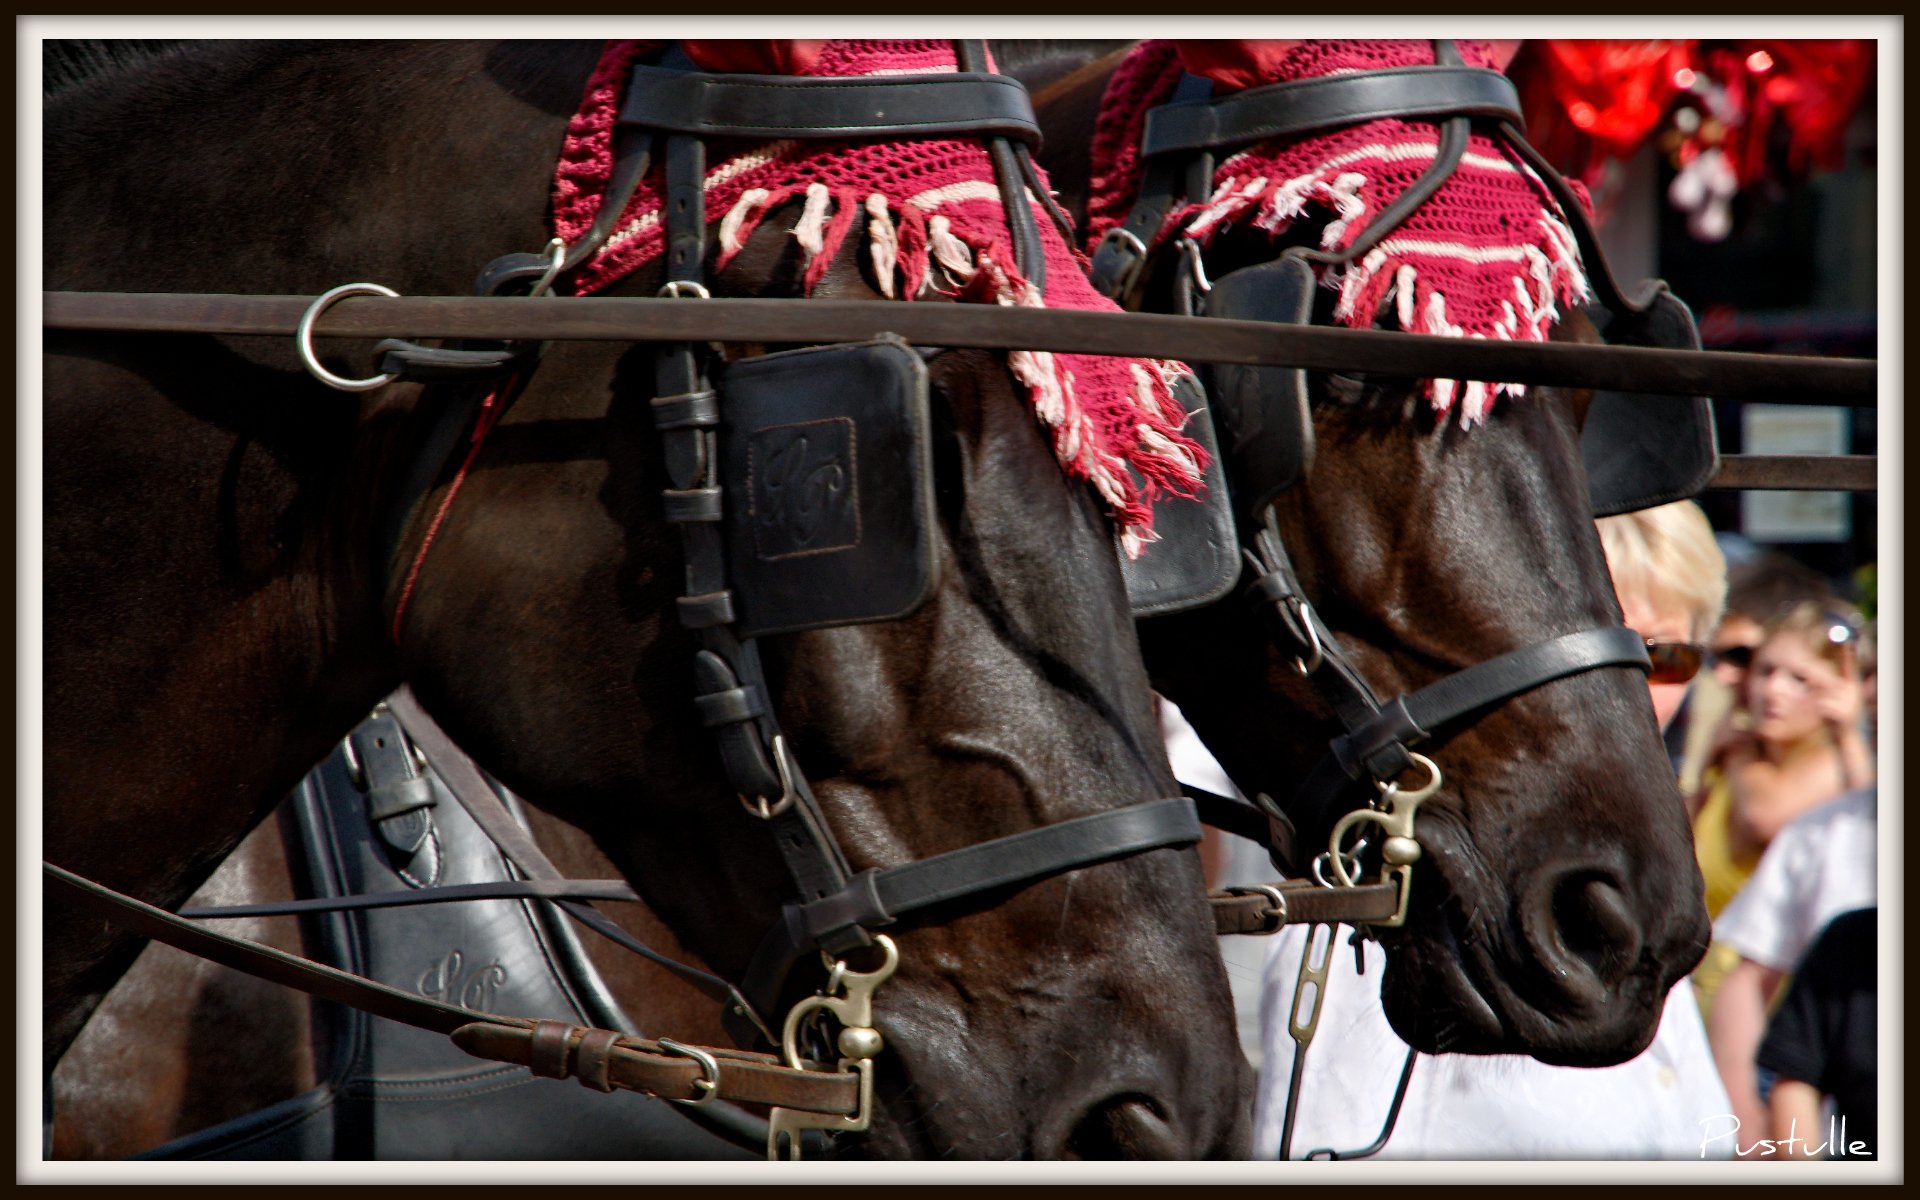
left=1179, top=237, right=1213, bottom=294
left=296, top=283, right=401, bottom=392
left=1310, top=852, right=1341, bottom=889
left=529, top=238, right=567, bottom=298
left=655, top=1037, right=720, bottom=1106
left=658, top=279, right=711, bottom=300
left=1312, top=839, right=1368, bottom=889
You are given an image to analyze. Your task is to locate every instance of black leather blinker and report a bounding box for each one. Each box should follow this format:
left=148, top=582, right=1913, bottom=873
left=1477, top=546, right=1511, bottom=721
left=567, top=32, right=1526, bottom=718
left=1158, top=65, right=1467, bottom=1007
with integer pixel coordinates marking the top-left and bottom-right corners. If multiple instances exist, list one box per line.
left=1580, top=286, right=1721, bottom=516
left=1201, top=256, right=1319, bottom=518
left=1120, top=372, right=1242, bottom=618
left=717, top=336, right=936, bottom=639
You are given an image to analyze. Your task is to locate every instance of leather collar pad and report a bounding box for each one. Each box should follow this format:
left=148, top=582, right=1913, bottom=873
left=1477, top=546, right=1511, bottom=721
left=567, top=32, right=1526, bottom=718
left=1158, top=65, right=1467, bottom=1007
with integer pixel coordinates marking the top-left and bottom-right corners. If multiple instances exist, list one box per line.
left=718, top=337, right=936, bottom=638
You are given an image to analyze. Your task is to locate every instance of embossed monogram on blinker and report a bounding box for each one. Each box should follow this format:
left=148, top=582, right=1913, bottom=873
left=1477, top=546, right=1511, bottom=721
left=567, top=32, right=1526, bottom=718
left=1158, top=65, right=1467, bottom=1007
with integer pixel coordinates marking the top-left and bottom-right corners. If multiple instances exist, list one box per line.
left=749, top=418, right=861, bottom=560
left=418, top=949, right=508, bottom=1012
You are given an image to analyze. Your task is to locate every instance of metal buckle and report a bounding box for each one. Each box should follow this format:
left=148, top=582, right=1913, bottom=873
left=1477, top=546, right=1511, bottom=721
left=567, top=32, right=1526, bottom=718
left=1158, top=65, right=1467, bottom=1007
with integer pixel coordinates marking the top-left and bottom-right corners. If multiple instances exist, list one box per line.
left=1225, top=883, right=1289, bottom=933
left=1284, top=597, right=1325, bottom=676
left=297, top=282, right=401, bottom=392
left=654, top=1037, right=719, bottom=1106
left=766, top=934, right=900, bottom=1161
left=1093, top=225, right=1150, bottom=298
left=658, top=279, right=712, bottom=300
left=739, top=734, right=799, bottom=821
left=1099, top=224, right=1148, bottom=262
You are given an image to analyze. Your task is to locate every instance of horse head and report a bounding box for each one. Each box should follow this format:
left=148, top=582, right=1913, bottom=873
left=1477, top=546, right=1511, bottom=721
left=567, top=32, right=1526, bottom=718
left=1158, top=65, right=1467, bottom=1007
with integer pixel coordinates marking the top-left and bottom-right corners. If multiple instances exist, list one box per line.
left=1029, top=39, right=1709, bottom=1067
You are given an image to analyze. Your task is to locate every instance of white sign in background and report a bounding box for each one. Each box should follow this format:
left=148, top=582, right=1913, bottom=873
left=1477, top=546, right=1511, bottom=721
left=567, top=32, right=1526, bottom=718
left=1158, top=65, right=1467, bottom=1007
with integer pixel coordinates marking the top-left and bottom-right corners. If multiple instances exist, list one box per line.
left=1740, top=404, right=1852, bottom=543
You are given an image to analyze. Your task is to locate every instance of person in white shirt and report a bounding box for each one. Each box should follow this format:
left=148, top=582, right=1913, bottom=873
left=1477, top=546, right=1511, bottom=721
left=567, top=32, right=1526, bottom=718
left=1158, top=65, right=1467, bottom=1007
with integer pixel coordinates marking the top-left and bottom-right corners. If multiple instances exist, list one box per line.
left=1705, top=785, right=1876, bottom=1151
left=1247, top=499, right=1736, bottom=1159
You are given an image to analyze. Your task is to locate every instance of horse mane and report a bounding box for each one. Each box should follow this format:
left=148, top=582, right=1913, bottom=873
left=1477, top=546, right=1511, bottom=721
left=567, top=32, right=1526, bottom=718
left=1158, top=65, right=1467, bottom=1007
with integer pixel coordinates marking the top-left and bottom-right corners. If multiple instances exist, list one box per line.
left=985, top=39, right=1130, bottom=72
left=42, top=40, right=194, bottom=95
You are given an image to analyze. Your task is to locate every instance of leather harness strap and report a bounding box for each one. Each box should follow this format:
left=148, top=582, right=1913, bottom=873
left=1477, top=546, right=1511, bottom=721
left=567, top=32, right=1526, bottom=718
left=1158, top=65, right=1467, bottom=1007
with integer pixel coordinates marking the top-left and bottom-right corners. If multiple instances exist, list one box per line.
left=449, top=1023, right=859, bottom=1112
left=1088, top=70, right=1214, bottom=302
left=1209, top=879, right=1401, bottom=935
left=41, top=862, right=855, bottom=1113
left=178, top=877, right=645, bottom=918
left=734, top=797, right=1207, bottom=1022
left=1140, top=65, right=1522, bottom=158
left=619, top=62, right=1041, bottom=145
left=39, top=292, right=1873, bottom=405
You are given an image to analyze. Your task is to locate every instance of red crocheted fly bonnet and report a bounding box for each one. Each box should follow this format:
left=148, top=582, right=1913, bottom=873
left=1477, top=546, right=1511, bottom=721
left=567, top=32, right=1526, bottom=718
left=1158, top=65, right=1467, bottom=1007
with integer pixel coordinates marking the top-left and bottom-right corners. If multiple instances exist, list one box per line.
left=1089, top=40, right=1594, bottom=428
left=553, top=40, right=1207, bottom=556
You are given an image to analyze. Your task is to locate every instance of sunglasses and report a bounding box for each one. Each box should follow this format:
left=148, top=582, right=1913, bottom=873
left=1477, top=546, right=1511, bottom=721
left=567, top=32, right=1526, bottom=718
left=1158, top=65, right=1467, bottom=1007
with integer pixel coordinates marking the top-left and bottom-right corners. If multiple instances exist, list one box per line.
left=1710, top=644, right=1755, bottom=671
left=1640, top=638, right=1706, bottom=685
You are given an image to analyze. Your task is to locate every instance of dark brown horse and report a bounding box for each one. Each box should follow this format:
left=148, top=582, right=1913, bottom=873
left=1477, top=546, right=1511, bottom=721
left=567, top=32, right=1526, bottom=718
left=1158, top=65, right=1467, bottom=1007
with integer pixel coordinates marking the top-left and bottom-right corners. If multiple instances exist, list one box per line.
left=1024, top=45, right=1710, bottom=1068
left=42, top=40, right=1251, bottom=1159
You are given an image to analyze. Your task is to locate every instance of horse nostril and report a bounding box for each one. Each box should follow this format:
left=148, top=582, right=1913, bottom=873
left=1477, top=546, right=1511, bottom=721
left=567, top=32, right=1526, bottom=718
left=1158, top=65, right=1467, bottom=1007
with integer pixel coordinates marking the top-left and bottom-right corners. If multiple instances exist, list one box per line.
left=1062, top=1093, right=1181, bottom=1160
left=1545, top=870, right=1644, bottom=992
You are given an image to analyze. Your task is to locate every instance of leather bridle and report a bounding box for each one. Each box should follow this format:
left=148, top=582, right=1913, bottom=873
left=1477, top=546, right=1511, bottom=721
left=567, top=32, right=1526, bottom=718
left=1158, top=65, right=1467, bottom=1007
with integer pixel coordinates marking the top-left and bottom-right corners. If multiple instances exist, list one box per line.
left=1083, top=39, right=1667, bottom=908
left=1078, top=39, right=1692, bottom=1160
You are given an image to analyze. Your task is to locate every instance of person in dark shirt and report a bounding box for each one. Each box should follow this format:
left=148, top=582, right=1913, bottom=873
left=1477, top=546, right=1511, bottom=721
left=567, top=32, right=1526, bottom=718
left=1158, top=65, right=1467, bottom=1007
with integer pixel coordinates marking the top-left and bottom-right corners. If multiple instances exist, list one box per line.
left=1755, top=907, right=1877, bottom=1158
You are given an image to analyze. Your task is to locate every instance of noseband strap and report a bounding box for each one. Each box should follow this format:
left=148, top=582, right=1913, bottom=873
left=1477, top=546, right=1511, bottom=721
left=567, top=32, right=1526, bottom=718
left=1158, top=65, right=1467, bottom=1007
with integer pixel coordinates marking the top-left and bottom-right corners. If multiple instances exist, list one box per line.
left=1242, top=506, right=1653, bottom=871
left=804, top=797, right=1203, bottom=951
left=730, top=797, right=1202, bottom=1026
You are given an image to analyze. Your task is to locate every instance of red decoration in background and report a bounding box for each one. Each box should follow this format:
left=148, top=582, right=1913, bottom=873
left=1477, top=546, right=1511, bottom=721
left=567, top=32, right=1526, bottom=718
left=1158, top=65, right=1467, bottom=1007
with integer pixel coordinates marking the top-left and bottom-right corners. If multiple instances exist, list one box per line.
left=1509, top=39, right=1874, bottom=241
left=1534, top=40, right=1696, bottom=159
left=1747, top=40, right=1873, bottom=173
